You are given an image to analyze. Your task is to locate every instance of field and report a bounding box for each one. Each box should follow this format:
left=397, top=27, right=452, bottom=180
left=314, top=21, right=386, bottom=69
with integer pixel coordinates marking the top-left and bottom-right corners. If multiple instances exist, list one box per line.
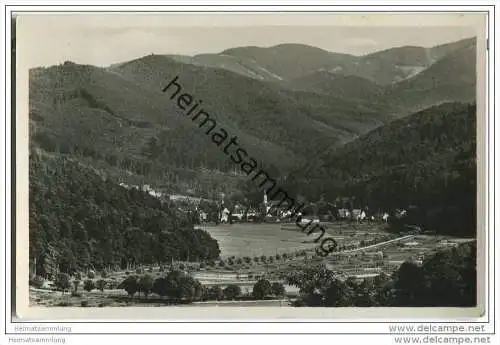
left=197, top=223, right=317, bottom=258
left=197, top=221, right=391, bottom=258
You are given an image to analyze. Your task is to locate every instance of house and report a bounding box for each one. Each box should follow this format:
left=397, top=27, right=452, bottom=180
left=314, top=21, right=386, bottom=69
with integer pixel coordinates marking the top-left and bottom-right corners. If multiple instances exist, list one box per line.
left=382, top=212, right=390, bottom=222
left=199, top=211, right=208, bottom=223
left=338, top=209, right=351, bottom=219
left=220, top=208, right=231, bottom=223
left=352, top=209, right=362, bottom=218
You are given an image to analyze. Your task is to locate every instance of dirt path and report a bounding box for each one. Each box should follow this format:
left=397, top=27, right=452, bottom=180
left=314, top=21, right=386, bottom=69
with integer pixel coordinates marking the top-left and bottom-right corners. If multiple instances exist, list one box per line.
left=340, top=234, right=415, bottom=254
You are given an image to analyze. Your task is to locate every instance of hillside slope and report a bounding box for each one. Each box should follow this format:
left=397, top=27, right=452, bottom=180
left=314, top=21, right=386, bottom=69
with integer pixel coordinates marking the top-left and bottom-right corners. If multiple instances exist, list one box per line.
left=287, top=102, right=476, bottom=236
left=29, top=56, right=388, bottom=194
left=380, top=42, right=476, bottom=116
left=173, top=38, right=476, bottom=87
left=29, top=148, right=221, bottom=277
left=161, top=38, right=477, bottom=118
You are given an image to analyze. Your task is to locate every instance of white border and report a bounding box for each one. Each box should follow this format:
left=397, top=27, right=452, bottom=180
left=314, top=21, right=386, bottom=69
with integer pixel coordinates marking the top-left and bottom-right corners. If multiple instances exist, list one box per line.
left=2, top=2, right=498, bottom=341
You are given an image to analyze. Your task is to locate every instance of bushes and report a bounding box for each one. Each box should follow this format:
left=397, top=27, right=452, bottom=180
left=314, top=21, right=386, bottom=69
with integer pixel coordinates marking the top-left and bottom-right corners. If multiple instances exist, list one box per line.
left=55, top=301, right=72, bottom=307
left=271, top=282, right=286, bottom=297
left=205, top=286, right=224, bottom=301
left=55, top=273, right=71, bottom=293
left=81, top=300, right=89, bottom=307
left=138, top=275, right=154, bottom=298
left=83, top=279, right=95, bottom=292
left=121, top=276, right=139, bottom=297
left=29, top=276, right=44, bottom=288
left=223, top=284, right=241, bottom=300
left=253, top=279, right=272, bottom=299
left=152, top=271, right=203, bottom=302
left=96, top=279, right=107, bottom=292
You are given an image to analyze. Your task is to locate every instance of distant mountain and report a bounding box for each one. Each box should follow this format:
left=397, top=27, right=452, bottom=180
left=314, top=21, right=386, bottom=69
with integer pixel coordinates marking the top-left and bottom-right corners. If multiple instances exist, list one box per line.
left=289, top=72, right=383, bottom=100
left=165, top=53, right=286, bottom=82
left=380, top=40, right=476, bottom=116
left=220, top=43, right=357, bottom=81
left=29, top=56, right=386, bottom=195
left=29, top=37, right=477, bottom=198
left=429, top=37, right=477, bottom=61
left=165, top=38, right=476, bottom=88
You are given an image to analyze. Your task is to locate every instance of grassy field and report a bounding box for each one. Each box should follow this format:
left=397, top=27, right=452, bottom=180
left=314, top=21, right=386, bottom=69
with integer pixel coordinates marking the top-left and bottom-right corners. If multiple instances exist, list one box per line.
left=197, top=223, right=317, bottom=258
left=197, top=221, right=391, bottom=258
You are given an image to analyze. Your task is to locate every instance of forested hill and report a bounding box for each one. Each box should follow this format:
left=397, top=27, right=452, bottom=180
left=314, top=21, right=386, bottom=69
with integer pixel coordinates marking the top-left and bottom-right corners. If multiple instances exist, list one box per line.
left=29, top=148, right=221, bottom=278
left=321, top=102, right=475, bottom=179
left=287, top=102, right=476, bottom=237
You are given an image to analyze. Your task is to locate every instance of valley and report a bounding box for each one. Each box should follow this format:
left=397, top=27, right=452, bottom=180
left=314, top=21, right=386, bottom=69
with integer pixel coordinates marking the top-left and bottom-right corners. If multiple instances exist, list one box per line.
left=28, top=35, right=478, bottom=308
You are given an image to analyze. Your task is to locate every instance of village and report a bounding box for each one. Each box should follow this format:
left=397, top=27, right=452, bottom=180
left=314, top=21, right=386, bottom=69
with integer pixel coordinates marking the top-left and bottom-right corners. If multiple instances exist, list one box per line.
left=29, top=182, right=474, bottom=308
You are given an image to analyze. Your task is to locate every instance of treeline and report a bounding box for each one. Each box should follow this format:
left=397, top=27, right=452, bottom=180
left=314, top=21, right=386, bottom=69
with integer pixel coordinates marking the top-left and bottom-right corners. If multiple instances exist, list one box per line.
left=287, top=242, right=476, bottom=307
left=30, top=128, right=239, bottom=197
left=36, top=268, right=287, bottom=306
left=29, top=149, right=220, bottom=278
left=284, top=102, right=476, bottom=237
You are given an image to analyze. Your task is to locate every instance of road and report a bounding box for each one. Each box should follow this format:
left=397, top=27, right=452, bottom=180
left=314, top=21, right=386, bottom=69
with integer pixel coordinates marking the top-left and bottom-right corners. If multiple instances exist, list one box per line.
left=339, top=234, right=416, bottom=254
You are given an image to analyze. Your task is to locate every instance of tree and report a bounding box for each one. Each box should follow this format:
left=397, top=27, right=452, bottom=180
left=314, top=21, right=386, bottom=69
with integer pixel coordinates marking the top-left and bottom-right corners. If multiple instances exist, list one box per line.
left=122, top=276, right=139, bottom=297
left=252, top=279, right=272, bottom=299
left=371, top=273, right=393, bottom=306
left=393, top=262, right=426, bottom=306
left=285, top=264, right=335, bottom=295
left=29, top=276, right=44, bottom=289
left=152, top=277, right=169, bottom=299
left=223, top=284, right=241, bottom=300
left=72, top=279, right=80, bottom=293
left=162, top=270, right=203, bottom=302
left=83, top=279, right=95, bottom=293
left=271, top=282, right=286, bottom=297
left=96, top=279, right=107, bottom=293
left=323, top=279, right=350, bottom=307
left=206, top=286, right=224, bottom=301
left=55, top=273, right=70, bottom=294
left=138, top=275, right=154, bottom=298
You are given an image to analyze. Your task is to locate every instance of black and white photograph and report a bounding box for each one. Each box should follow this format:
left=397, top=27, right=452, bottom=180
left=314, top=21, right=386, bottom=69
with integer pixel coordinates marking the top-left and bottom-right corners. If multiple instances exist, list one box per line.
left=15, top=11, right=487, bottom=317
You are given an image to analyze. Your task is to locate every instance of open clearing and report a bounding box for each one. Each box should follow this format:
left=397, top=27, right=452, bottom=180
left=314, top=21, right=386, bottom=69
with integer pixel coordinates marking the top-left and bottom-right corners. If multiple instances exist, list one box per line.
left=197, top=223, right=316, bottom=258
left=197, top=221, right=391, bottom=258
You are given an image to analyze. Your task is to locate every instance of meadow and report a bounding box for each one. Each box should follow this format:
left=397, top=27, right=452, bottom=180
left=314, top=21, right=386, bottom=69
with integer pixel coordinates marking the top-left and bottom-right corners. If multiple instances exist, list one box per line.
left=197, top=223, right=317, bottom=258
left=197, top=221, right=392, bottom=259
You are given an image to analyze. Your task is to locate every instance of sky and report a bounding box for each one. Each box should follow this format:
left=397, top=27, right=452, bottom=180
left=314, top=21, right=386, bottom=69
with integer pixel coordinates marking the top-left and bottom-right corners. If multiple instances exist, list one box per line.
left=16, top=13, right=482, bottom=68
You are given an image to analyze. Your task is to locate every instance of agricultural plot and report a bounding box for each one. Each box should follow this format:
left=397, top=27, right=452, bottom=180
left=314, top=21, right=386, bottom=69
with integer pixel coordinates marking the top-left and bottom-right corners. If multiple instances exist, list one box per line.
left=198, top=221, right=392, bottom=259
left=198, top=223, right=318, bottom=258
left=322, top=234, right=476, bottom=278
